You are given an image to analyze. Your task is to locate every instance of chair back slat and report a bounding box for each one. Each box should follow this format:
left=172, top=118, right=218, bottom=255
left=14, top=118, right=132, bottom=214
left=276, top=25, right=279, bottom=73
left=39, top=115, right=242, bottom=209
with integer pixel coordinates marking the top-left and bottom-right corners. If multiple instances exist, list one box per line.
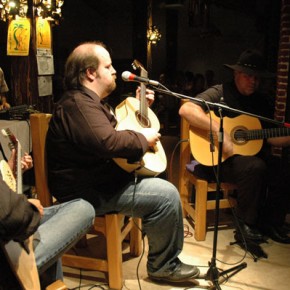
left=30, top=113, right=52, bottom=207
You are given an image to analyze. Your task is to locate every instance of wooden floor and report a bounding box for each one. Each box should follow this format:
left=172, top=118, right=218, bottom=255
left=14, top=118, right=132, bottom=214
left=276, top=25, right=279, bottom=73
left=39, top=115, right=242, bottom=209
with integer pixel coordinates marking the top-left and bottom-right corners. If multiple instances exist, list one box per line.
left=63, top=135, right=290, bottom=290
left=63, top=215, right=290, bottom=290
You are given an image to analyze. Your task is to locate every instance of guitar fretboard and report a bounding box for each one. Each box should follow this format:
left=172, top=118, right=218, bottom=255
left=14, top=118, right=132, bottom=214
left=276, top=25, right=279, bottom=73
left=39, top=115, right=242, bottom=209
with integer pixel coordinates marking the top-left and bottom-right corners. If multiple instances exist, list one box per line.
left=2, top=128, right=22, bottom=194
left=235, top=127, right=290, bottom=141
left=132, top=59, right=149, bottom=127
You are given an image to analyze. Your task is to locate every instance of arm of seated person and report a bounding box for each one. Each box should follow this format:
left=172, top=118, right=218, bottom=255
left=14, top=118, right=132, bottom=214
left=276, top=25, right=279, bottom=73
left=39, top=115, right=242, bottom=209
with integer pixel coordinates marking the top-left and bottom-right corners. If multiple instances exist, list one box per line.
left=0, top=179, right=41, bottom=242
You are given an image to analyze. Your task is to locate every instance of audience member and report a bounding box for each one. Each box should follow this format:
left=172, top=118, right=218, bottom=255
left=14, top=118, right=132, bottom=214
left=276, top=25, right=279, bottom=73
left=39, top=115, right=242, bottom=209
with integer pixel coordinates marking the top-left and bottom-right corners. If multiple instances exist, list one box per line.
left=193, top=73, right=206, bottom=95
left=205, top=69, right=216, bottom=88
left=183, top=71, right=195, bottom=95
left=0, top=67, right=11, bottom=110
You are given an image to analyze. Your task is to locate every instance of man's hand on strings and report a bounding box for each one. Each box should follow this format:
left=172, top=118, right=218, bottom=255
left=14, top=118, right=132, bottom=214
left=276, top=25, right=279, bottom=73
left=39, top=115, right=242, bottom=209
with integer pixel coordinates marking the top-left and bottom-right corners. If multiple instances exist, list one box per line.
left=136, top=86, right=155, bottom=107
left=21, top=153, right=33, bottom=172
left=8, top=149, right=33, bottom=173
left=140, top=128, right=161, bottom=147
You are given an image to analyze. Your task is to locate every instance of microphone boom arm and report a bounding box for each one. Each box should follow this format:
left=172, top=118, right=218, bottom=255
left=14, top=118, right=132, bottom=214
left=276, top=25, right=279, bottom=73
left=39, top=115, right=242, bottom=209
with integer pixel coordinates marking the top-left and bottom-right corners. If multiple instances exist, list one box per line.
left=150, top=85, right=283, bottom=126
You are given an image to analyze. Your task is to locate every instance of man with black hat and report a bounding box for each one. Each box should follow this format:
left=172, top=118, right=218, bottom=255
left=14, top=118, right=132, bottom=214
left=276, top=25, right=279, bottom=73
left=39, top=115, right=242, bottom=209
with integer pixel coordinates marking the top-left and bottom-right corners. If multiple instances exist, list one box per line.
left=179, top=49, right=290, bottom=244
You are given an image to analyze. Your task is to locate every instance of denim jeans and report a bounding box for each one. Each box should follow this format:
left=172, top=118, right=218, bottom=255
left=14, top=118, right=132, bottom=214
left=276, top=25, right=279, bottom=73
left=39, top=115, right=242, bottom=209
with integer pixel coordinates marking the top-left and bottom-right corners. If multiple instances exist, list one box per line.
left=33, top=198, right=95, bottom=286
left=94, top=177, right=184, bottom=277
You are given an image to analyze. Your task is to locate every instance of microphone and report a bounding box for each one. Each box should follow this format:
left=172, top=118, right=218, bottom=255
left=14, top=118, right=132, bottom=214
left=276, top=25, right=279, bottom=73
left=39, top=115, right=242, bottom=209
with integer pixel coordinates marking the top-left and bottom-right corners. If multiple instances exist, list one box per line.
left=121, top=71, right=159, bottom=86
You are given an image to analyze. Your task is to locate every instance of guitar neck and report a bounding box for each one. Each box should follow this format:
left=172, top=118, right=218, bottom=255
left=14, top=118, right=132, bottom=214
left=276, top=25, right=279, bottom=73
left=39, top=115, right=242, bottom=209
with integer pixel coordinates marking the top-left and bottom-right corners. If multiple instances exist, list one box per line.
left=4, top=128, right=23, bottom=194
left=16, top=142, right=22, bottom=195
left=139, top=67, right=148, bottom=118
left=239, top=127, right=290, bottom=141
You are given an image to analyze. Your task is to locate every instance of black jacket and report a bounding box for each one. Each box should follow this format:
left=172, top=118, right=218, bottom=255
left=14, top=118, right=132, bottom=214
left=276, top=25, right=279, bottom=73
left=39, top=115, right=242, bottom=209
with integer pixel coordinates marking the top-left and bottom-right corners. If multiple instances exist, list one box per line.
left=46, top=86, right=148, bottom=206
left=0, top=174, right=41, bottom=289
left=0, top=177, right=40, bottom=242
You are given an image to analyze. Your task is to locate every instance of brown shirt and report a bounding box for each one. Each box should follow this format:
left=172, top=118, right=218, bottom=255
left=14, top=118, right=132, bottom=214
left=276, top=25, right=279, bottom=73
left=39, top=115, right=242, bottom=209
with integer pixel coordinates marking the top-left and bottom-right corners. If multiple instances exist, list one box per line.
left=46, top=86, right=148, bottom=206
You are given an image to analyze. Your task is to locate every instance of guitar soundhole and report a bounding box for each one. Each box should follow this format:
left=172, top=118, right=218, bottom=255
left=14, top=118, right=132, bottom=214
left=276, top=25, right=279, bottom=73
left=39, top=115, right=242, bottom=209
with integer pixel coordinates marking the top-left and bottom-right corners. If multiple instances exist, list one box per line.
left=135, top=111, right=151, bottom=128
left=232, top=127, right=247, bottom=144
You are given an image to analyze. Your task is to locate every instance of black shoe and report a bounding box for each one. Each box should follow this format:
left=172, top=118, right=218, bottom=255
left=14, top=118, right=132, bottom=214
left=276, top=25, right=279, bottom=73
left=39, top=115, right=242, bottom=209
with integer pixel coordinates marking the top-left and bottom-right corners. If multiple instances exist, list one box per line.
left=148, top=262, right=200, bottom=283
left=261, top=225, right=290, bottom=244
left=237, top=222, right=264, bottom=241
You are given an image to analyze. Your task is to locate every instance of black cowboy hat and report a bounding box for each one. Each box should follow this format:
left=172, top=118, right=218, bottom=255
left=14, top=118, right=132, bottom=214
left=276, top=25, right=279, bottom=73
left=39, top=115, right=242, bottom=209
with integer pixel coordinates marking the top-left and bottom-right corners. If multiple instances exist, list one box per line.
left=224, top=49, right=274, bottom=78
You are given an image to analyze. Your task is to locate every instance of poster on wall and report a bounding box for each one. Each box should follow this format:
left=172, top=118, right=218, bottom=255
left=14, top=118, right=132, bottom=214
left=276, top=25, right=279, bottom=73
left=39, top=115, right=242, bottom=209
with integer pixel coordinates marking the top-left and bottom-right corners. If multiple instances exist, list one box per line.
left=36, top=18, right=51, bottom=49
left=36, top=18, right=54, bottom=96
left=37, top=53, right=54, bottom=75
left=7, top=18, right=31, bottom=56
left=38, top=75, right=53, bottom=96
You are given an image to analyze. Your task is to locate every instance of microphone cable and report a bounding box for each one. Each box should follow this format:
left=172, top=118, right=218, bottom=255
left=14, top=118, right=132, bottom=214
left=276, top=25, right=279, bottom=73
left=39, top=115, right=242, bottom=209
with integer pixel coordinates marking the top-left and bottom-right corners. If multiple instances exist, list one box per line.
left=131, top=171, right=146, bottom=290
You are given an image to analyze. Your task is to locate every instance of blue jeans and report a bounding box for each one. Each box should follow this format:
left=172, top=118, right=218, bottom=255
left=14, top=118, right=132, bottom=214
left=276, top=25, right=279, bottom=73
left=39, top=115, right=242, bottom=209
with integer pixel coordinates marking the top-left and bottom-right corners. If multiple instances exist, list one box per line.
left=94, top=177, right=184, bottom=277
left=33, top=198, right=95, bottom=286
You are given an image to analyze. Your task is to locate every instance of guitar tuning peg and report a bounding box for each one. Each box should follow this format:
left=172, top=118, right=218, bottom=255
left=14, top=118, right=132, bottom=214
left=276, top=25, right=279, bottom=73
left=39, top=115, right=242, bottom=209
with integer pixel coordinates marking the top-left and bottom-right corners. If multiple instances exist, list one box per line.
left=8, top=143, right=14, bottom=150
left=131, top=63, right=137, bottom=70
left=1, top=129, right=8, bottom=137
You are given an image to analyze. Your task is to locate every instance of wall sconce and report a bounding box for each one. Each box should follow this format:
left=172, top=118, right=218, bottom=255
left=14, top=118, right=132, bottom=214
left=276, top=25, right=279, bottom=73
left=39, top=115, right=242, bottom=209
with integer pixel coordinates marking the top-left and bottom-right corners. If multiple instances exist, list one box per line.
left=0, top=0, right=64, bottom=23
left=35, top=0, right=63, bottom=23
left=147, top=25, right=162, bottom=45
left=0, top=0, right=28, bottom=21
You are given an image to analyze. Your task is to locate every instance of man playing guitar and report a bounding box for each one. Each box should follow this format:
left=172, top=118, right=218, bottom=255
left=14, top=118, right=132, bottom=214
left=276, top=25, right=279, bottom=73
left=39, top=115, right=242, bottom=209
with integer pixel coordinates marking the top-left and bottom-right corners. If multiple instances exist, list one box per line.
left=46, top=41, right=200, bottom=284
left=179, top=49, right=290, bottom=244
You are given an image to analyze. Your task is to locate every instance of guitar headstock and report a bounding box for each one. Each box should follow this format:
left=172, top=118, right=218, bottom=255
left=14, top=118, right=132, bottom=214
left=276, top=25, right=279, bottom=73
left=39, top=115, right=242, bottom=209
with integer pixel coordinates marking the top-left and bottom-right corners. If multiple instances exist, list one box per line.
left=132, top=59, right=145, bottom=71
left=132, top=59, right=148, bottom=77
left=1, top=128, right=17, bottom=151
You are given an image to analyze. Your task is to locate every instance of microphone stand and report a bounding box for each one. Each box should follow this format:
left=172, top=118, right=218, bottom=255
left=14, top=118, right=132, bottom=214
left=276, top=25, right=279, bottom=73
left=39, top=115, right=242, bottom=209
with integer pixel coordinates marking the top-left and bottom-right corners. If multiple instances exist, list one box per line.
left=204, top=105, right=246, bottom=290
left=149, top=85, right=283, bottom=289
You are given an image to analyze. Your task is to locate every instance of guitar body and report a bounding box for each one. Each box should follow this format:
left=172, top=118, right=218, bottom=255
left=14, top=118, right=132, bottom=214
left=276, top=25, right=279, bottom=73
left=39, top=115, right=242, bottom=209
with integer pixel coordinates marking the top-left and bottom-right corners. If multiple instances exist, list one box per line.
left=115, top=97, right=161, bottom=130
left=0, top=160, right=16, bottom=192
left=114, top=97, right=167, bottom=176
left=189, top=113, right=263, bottom=166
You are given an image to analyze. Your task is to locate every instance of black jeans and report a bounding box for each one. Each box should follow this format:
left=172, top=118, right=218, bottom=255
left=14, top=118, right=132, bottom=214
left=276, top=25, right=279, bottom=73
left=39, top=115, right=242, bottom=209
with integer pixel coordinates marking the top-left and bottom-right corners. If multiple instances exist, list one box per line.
left=195, top=154, right=290, bottom=227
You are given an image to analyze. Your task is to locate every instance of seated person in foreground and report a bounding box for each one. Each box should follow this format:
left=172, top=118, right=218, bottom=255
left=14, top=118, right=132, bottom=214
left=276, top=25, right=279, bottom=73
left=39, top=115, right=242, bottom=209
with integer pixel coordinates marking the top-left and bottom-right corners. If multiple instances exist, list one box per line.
left=0, top=150, right=95, bottom=289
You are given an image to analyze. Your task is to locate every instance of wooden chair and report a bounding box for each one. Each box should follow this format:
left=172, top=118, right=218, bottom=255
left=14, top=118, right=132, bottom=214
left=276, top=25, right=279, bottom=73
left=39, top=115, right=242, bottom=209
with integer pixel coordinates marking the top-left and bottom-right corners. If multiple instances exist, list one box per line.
left=178, top=106, right=237, bottom=241
left=30, top=113, right=142, bottom=290
left=1, top=236, right=67, bottom=290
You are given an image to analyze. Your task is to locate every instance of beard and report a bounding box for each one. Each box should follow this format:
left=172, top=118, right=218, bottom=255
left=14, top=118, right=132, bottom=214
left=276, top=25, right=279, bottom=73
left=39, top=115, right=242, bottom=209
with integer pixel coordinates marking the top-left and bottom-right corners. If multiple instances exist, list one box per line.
left=105, top=80, right=117, bottom=96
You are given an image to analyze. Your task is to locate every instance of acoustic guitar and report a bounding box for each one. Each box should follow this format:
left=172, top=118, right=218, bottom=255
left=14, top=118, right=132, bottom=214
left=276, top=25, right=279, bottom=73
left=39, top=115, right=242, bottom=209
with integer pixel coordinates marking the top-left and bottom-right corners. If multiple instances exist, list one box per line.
left=1, top=128, right=22, bottom=194
left=189, top=112, right=290, bottom=166
left=0, top=128, right=41, bottom=290
left=114, top=60, right=167, bottom=176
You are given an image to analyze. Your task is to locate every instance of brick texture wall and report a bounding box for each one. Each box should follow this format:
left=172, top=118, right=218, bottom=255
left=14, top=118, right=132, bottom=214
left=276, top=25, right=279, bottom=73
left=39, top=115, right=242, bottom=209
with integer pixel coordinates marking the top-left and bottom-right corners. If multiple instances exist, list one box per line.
left=273, top=0, right=290, bottom=155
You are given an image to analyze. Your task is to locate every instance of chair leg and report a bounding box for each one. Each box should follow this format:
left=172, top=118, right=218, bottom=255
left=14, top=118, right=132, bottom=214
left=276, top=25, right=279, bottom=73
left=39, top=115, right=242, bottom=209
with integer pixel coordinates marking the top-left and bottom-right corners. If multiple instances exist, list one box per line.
left=46, top=280, right=67, bottom=290
left=194, top=179, right=208, bottom=241
left=105, top=214, right=123, bottom=290
left=129, top=217, right=142, bottom=256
